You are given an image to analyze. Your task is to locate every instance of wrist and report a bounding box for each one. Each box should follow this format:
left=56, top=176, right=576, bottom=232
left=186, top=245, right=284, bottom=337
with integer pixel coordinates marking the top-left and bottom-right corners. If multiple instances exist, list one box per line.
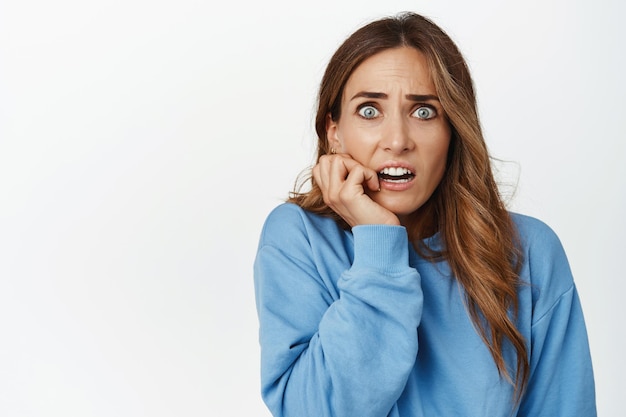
left=351, top=225, right=409, bottom=272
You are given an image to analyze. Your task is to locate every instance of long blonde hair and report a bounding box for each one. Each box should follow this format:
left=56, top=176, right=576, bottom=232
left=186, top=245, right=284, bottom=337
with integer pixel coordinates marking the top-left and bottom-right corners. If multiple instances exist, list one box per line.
left=289, top=12, right=528, bottom=400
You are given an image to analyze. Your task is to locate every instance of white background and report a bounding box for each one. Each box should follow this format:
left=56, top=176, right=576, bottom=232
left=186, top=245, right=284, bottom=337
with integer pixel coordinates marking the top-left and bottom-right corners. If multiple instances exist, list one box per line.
left=0, top=0, right=624, bottom=415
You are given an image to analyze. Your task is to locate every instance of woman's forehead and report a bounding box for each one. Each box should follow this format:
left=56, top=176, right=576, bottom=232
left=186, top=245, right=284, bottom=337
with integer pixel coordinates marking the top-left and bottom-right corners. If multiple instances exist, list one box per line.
left=343, top=47, right=435, bottom=98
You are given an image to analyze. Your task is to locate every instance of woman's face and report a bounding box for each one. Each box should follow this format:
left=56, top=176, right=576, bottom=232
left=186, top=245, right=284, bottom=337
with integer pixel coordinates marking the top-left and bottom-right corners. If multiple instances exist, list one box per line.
left=326, top=47, right=451, bottom=222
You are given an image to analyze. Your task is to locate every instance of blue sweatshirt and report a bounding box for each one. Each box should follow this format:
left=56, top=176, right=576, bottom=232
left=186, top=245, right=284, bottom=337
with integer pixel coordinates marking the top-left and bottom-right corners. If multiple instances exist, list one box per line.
left=254, top=203, right=596, bottom=416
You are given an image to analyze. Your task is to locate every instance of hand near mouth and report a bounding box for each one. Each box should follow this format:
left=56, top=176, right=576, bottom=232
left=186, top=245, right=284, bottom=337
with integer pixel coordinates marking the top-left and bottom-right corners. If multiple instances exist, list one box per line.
left=313, top=153, right=401, bottom=227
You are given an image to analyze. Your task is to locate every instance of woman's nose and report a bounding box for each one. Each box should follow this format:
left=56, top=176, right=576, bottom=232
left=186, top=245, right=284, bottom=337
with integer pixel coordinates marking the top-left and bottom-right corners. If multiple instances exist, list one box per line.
left=381, top=117, right=413, bottom=153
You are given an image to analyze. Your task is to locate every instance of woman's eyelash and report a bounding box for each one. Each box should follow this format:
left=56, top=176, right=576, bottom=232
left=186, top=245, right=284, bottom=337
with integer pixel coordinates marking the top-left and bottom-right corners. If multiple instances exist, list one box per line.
left=412, top=104, right=437, bottom=119
left=356, top=103, right=380, bottom=119
left=356, top=102, right=378, bottom=110
left=355, top=102, right=438, bottom=119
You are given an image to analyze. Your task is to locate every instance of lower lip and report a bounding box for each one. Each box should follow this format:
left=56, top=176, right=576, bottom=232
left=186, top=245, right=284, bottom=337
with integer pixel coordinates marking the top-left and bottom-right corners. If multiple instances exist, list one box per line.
left=379, top=177, right=415, bottom=191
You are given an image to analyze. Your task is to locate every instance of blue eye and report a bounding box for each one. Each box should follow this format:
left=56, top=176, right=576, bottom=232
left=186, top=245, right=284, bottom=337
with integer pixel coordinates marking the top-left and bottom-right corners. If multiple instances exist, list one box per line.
left=413, top=106, right=436, bottom=119
left=358, top=105, right=380, bottom=119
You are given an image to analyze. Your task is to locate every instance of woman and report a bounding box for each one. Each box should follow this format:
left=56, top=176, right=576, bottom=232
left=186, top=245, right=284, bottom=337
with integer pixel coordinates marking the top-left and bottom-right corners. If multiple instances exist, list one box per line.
left=254, top=12, right=595, bottom=417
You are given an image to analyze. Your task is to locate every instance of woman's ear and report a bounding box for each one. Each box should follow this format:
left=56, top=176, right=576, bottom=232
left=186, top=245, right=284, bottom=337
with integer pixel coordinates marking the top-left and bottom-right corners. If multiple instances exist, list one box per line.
left=326, top=113, right=340, bottom=151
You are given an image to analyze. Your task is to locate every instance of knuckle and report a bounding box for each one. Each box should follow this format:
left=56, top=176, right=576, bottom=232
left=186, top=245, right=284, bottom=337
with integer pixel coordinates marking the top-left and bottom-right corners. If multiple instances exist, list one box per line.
left=337, top=189, right=352, bottom=203
left=326, top=190, right=342, bottom=206
left=351, top=165, right=365, bottom=175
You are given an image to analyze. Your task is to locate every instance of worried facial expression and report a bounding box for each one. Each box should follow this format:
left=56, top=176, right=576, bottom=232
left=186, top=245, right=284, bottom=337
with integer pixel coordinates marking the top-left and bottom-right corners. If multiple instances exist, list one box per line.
left=326, top=47, right=451, bottom=222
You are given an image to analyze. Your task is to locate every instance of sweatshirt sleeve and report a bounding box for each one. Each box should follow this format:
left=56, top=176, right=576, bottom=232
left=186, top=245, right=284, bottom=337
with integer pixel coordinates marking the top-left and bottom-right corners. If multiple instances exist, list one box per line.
left=254, top=209, right=423, bottom=417
left=516, top=220, right=596, bottom=416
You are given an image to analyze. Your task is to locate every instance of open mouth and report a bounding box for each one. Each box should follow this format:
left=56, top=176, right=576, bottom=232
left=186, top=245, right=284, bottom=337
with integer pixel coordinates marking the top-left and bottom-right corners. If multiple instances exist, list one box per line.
left=378, top=167, right=415, bottom=183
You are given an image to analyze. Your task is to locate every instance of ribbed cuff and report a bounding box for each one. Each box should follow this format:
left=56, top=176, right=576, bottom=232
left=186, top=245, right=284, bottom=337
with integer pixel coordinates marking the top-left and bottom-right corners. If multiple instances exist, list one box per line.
left=351, top=225, right=409, bottom=273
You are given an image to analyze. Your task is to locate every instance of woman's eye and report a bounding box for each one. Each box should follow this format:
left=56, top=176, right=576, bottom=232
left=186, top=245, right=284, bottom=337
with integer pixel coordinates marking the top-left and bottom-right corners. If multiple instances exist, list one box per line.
left=413, top=106, right=436, bottom=119
left=357, top=105, right=380, bottom=119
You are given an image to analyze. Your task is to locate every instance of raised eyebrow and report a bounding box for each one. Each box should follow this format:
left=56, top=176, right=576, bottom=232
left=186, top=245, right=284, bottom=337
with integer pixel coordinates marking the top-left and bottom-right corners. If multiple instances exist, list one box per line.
left=350, top=91, right=388, bottom=101
left=406, top=94, right=440, bottom=102
left=349, top=92, right=440, bottom=102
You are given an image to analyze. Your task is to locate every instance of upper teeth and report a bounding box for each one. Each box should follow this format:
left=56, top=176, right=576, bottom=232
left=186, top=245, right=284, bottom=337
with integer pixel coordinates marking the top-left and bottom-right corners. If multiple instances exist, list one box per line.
left=380, top=167, right=412, bottom=176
